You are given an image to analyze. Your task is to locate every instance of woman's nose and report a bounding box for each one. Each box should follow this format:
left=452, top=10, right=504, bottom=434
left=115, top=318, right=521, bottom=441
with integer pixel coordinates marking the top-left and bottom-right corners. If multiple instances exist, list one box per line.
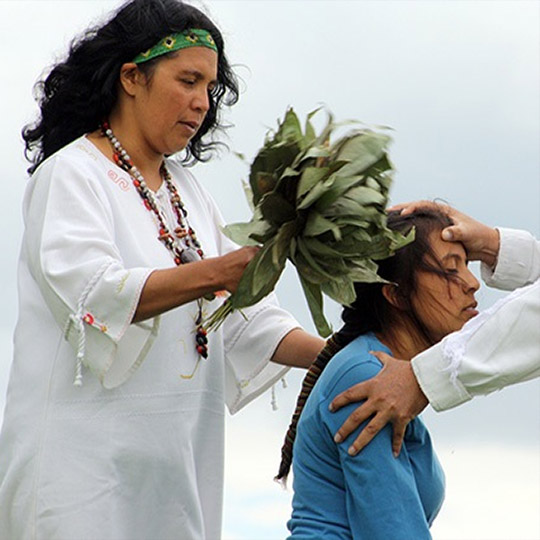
left=463, top=267, right=481, bottom=293
left=192, top=88, right=210, bottom=113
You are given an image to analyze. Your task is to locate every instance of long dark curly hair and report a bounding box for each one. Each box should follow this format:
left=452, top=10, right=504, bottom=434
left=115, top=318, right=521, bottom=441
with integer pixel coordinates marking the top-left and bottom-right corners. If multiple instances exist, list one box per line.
left=22, top=0, right=239, bottom=174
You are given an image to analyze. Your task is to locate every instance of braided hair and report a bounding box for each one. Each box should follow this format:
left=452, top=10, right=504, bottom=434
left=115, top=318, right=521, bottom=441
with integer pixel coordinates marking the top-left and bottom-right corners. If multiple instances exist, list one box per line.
left=276, top=207, right=454, bottom=483
left=22, top=0, right=239, bottom=174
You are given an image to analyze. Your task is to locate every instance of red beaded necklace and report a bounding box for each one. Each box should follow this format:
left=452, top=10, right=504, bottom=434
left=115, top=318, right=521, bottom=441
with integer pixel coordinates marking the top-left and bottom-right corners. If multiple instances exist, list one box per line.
left=101, top=121, right=209, bottom=361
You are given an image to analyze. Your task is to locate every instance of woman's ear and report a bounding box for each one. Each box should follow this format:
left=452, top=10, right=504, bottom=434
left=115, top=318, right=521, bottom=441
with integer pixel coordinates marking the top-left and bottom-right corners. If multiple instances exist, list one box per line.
left=382, top=283, right=405, bottom=310
left=118, top=63, right=144, bottom=96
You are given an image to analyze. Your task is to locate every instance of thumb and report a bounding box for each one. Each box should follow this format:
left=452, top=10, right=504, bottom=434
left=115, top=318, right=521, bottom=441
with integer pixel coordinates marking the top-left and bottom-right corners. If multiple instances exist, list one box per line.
left=441, top=226, right=460, bottom=242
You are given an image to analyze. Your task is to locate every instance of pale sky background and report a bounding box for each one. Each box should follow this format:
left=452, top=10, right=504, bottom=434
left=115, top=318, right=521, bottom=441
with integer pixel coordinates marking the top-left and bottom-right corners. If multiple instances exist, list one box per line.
left=0, top=1, right=539, bottom=539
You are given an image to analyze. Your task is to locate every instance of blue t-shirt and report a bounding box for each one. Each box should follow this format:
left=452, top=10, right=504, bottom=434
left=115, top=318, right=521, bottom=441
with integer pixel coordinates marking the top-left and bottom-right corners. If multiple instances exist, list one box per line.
left=288, top=333, right=445, bottom=539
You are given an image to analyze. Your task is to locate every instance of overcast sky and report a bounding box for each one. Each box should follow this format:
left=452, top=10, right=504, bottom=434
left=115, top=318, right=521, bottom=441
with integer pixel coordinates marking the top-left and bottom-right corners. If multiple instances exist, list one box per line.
left=0, top=1, right=539, bottom=539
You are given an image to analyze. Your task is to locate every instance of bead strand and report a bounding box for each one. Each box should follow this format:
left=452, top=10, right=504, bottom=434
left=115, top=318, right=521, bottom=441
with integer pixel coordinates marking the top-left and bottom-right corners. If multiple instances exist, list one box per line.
left=101, top=121, right=209, bottom=360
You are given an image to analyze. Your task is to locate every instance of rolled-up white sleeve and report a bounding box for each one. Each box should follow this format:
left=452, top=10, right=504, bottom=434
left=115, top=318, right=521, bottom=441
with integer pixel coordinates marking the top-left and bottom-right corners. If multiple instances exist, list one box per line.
left=412, top=279, right=540, bottom=411
left=481, top=228, right=540, bottom=290
left=24, top=155, right=157, bottom=387
left=223, top=293, right=300, bottom=414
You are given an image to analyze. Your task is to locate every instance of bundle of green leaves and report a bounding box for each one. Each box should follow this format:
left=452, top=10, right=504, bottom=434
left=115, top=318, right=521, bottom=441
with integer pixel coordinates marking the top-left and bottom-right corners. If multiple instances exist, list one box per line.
left=205, top=108, right=413, bottom=337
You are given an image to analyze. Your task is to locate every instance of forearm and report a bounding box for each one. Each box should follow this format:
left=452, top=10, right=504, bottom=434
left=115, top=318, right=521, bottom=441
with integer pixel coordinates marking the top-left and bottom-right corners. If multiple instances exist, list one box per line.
left=133, top=258, right=224, bottom=322
left=412, top=279, right=540, bottom=411
left=271, top=328, right=325, bottom=368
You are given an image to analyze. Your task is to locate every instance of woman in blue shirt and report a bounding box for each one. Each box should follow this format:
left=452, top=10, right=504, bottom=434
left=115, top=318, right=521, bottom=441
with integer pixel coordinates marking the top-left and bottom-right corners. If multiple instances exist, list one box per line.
left=278, top=207, right=481, bottom=539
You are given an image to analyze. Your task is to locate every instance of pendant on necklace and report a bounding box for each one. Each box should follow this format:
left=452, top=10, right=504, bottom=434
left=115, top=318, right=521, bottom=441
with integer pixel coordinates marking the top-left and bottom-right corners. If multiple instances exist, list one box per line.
left=180, top=248, right=202, bottom=263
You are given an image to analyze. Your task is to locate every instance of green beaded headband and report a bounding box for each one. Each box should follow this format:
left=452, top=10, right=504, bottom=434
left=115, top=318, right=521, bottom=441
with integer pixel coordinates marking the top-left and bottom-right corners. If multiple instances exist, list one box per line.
left=133, top=29, right=218, bottom=64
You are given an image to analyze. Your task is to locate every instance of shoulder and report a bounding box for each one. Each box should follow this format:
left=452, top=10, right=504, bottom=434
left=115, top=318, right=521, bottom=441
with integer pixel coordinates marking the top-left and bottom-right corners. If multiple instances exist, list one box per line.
left=298, top=334, right=391, bottom=446
left=24, top=137, right=121, bottom=217
left=318, top=333, right=390, bottom=399
left=30, top=136, right=114, bottom=196
left=35, top=137, right=103, bottom=175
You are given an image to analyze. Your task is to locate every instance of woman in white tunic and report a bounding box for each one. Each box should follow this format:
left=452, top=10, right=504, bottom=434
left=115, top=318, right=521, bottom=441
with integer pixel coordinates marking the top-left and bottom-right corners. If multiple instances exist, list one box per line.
left=0, top=1, right=323, bottom=538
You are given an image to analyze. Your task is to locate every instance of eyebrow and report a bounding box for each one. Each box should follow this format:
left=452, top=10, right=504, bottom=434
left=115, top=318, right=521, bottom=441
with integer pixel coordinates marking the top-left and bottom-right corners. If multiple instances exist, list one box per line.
left=179, top=69, right=217, bottom=84
left=441, top=252, right=467, bottom=264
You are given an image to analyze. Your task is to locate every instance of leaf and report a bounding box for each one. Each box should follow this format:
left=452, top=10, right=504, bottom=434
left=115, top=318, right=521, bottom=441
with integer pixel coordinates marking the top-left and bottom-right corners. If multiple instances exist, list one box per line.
left=303, top=107, right=323, bottom=148
left=221, top=220, right=269, bottom=247
left=343, top=185, right=386, bottom=207
left=333, top=132, right=391, bottom=179
left=321, top=277, right=356, bottom=306
left=280, top=166, right=301, bottom=180
left=272, top=222, right=296, bottom=267
left=299, top=275, right=332, bottom=337
left=230, top=237, right=285, bottom=308
left=294, top=145, right=331, bottom=167
left=296, top=237, right=337, bottom=281
left=335, top=130, right=390, bottom=163
left=249, top=142, right=301, bottom=205
left=303, top=211, right=342, bottom=240
left=241, top=179, right=255, bottom=212
left=346, top=259, right=383, bottom=283
left=289, top=247, right=328, bottom=284
left=296, top=166, right=330, bottom=200
left=333, top=217, right=372, bottom=233
left=278, top=107, right=303, bottom=142
left=389, top=227, right=416, bottom=251
left=321, top=197, right=382, bottom=220
left=297, top=174, right=337, bottom=210
left=302, top=237, right=347, bottom=258
left=260, top=192, right=297, bottom=225
left=313, top=110, right=335, bottom=147
left=309, top=174, right=366, bottom=210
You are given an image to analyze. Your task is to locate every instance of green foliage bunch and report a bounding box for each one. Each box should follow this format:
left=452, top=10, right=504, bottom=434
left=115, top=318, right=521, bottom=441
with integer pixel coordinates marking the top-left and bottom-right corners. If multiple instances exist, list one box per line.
left=205, top=108, right=413, bottom=336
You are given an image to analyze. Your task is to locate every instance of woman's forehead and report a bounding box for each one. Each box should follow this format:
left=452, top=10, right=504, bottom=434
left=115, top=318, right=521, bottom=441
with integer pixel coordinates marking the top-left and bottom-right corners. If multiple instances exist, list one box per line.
left=429, top=230, right=466, bottom=259
left=159, top=47, right=218, bottom=73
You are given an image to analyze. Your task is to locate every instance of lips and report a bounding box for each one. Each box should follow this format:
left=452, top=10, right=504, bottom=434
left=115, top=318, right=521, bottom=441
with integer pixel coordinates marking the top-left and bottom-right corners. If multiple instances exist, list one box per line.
left=179, top=120, right=200, bottom=133
left=463, top=301, right=479, bottom=318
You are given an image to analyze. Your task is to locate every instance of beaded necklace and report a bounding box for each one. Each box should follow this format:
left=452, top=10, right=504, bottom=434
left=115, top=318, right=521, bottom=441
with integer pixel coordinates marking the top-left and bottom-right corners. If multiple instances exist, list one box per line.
left=101, top=121, right=209, bottom=363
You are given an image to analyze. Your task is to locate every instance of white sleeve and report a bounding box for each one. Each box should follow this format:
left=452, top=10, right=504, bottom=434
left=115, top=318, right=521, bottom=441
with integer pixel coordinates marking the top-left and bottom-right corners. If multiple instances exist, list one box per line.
left=24, top=154, right=157, bottom=388
left=481, top=228, right=540, bottom=290
left=411, top=279, right=540, bottom=411
left=223, top=294, right=300, bottom=414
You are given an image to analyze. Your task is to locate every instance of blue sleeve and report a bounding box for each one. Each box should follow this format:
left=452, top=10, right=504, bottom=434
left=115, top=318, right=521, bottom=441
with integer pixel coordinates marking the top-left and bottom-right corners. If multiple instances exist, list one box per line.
left=321, top=361, right=433, bottom=540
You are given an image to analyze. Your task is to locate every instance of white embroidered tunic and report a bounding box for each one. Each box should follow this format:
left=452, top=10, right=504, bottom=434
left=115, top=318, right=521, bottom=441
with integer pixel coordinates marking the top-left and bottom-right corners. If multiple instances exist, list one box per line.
left=0, top=137, right=299, bottom=539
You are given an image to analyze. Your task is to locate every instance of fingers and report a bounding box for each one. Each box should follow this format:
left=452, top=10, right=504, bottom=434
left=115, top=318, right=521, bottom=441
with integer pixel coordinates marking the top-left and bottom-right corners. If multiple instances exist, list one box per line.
left=387, top=200, right=444, bottom=216
left=345, top=412, right=390, bottom=456
left=391, top=420, right=408, bottom=457
left=220, top=246, right=260, bottom=292
left=340, top=412, right=409, bottom=458
left=329, top=381, right=370, bottom=413
left=332, top=400, right=376, bottom=444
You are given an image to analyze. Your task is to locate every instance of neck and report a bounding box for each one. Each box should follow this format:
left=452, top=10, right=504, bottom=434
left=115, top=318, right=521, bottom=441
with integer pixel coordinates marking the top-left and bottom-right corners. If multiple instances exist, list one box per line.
left=107, top=111, right=164, bottom=191
left=375, top=314, right=430, bottom=361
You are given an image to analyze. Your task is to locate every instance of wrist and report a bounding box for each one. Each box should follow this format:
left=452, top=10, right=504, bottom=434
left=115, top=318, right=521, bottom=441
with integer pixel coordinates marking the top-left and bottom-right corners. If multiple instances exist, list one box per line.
left=405, top=361, right=428, bottom=415
left=198, top=257, right=228, bottom=292
left=478, top=227, right=500, bottom=268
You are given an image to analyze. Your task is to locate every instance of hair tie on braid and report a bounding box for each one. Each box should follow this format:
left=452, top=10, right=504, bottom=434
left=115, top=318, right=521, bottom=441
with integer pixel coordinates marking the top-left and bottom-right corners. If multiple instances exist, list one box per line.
left=275, top=334, right=344, bottom=485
